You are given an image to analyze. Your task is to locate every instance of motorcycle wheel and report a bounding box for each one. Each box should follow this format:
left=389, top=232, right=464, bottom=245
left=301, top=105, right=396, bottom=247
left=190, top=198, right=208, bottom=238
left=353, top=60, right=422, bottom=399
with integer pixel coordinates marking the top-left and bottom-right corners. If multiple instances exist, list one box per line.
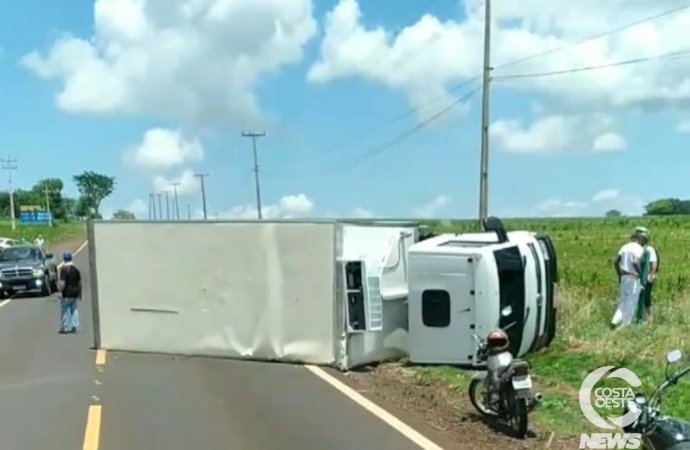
left=504, top=387, right=528, bottom=439
left=468, top=378, right=498, bottom=416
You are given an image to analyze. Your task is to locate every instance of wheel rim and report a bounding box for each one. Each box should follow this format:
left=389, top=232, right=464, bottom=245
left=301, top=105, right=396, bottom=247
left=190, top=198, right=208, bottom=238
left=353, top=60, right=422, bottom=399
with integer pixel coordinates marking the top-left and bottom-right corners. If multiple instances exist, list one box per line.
left=472, top=382, right=497, bottom=415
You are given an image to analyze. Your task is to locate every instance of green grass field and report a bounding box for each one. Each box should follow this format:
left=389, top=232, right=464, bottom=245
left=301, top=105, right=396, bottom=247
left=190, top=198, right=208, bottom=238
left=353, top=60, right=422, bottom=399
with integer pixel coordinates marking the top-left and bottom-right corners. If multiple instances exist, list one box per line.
left=0, top=220, right=85, bottom=247
left=415, top=216, right=690, bottom=436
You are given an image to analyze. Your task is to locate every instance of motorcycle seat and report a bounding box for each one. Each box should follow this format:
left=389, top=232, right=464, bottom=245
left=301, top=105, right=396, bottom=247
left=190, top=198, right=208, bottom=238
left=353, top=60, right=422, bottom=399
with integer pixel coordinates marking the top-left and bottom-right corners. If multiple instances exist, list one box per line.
left=510, top=360, right=530, bottom=374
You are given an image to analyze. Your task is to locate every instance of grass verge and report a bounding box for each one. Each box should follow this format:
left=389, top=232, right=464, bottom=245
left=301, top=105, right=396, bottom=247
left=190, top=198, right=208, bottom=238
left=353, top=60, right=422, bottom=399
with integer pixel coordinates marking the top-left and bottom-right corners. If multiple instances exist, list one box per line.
left=408, top=285, right=690, bottom=436
left=0, top=221, right=85, bottom=246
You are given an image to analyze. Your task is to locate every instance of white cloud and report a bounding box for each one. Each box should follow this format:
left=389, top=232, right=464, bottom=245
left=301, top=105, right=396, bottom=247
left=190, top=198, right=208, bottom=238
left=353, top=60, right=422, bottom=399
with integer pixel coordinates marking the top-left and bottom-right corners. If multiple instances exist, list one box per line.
left=532, top=189, right=644, bottom=217
left=21, top=0, right=317, bottom=126
left=221, top=193, right=315, bottom=219
left=413, top=195, right=451, bottom=217
left=310, top=0, right=690, bottom=115
left=491, top=115, right=573, bottom=153
left=153, top=169, right=198, bottom=196
left=676, top=119, right=690, bottom=133
left=123, top=128, right=203, bottom=171
left=592, top=132, right=626, bottom=151
left=490, top=114, right=624, bottom=153
left=127, top=198, right=148, bottom=218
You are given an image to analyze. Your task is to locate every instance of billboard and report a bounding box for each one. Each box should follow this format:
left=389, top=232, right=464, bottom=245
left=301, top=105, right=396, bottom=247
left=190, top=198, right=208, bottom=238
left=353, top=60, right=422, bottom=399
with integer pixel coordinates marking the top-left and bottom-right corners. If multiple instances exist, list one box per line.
left=19, top=205, right=52, bottom=225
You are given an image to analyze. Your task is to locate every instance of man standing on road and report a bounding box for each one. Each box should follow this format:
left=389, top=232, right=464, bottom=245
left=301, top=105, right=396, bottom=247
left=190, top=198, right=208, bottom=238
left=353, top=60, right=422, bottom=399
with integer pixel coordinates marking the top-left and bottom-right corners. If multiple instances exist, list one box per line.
left=611, top=230, right=645, bottom=328
left=58, top=252, right=82, bottom=334
left=34, top=234, right=45, bottom=249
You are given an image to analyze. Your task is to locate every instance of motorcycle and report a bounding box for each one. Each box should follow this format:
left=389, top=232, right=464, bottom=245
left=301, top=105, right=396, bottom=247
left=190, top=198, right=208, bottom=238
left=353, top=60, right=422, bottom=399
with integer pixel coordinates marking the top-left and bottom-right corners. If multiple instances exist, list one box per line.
left=623, top=349, right=690, bottom=450
left=467, top=306, right=542, bottom=439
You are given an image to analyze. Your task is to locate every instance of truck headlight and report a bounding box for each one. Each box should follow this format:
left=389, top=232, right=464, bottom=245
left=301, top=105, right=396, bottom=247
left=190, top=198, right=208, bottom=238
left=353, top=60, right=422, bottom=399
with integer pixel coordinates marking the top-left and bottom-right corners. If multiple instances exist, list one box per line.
left=33, top=269, right=44, bottom=277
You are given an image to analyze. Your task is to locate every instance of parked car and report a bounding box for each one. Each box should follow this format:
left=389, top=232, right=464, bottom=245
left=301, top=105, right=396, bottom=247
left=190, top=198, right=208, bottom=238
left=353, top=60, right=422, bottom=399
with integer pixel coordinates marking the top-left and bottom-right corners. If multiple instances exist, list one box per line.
left=0, top=238, right=19, bottom=251
left=0, top=245, right=58, bottom=298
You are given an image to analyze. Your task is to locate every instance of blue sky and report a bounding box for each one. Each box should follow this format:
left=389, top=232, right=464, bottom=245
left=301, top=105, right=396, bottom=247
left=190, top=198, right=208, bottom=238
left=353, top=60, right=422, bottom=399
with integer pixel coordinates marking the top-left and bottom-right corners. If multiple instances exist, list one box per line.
left=0, top=0, right=688, bottom=219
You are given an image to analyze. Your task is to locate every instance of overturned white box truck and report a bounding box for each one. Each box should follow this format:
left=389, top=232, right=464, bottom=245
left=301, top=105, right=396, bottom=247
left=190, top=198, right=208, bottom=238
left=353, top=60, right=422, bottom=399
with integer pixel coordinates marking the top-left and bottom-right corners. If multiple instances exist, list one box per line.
left=87, top=217, right=557, bottom=370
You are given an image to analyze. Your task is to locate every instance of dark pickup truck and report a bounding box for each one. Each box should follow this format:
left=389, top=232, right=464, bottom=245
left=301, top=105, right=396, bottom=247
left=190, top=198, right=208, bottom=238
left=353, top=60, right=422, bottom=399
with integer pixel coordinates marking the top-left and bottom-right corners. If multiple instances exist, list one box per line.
left=0, top=244, right=58, bottom=298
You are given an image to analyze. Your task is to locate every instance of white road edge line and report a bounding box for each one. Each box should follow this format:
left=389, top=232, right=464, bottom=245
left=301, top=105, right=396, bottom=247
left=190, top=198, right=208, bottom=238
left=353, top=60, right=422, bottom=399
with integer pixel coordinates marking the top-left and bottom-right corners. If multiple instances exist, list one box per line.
left=0, top=240, right=89, bottom=310
left=304, top=365, right=446, bottom=450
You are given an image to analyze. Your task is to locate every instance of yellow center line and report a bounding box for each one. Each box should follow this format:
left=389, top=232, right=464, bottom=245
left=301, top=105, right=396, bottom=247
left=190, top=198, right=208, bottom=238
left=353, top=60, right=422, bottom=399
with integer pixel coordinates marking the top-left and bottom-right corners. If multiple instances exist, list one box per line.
left=82, top=405, right=102, bottom=450
left=95, top=349, right=107, bottom=366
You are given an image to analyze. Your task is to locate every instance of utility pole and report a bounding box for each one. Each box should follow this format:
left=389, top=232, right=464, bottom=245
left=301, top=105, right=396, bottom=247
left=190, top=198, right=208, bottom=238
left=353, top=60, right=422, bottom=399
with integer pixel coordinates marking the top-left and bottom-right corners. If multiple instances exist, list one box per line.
left=194, top=173, right=209, bottom=220
left=242, top=131, right=265, bottom=219
left=1, top=156, right=17, bottom=231
left=43, top=186, right=53, bottom=226
left=164, top=190, right=170, bottom=220
left=477, top=0, right=492, bottom=223
left=171, top=182, right=180, bottom=220
left=156, top=193, right=163, bottom=220
left=149, top=193, right=157, bottom=220
left=187, top=204, right=192, bottom=220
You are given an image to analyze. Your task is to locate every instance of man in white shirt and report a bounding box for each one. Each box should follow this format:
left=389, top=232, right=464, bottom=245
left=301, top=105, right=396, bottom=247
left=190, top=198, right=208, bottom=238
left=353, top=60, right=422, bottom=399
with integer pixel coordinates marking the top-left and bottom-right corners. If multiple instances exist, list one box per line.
left=611, top=230, right=645, bottom=328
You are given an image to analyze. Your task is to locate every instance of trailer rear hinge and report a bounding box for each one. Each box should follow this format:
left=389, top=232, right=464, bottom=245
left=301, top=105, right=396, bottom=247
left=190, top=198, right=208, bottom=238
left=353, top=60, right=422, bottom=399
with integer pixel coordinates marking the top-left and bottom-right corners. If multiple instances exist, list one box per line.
left=469, top=324, right=475, bottom=329
left=468, top=258, right=473, bottom=263
left=469, top=290, right=475, bottom=295
left=467, top=355, right=473, bottom=360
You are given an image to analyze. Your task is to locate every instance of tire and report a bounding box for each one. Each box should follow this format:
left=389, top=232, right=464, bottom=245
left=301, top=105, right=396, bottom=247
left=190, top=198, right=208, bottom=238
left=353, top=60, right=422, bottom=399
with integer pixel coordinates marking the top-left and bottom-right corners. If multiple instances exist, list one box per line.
left=40, top=275, right=51, bottom=296
left=504, top=386, right=529, bottom=439
left=469, top=376, right=498, bottom=416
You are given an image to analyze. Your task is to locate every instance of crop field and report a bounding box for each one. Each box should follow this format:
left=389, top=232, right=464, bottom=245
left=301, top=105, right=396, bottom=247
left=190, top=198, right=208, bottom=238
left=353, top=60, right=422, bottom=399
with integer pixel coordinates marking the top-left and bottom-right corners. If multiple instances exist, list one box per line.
left=413, top=216, right=690, bottom=436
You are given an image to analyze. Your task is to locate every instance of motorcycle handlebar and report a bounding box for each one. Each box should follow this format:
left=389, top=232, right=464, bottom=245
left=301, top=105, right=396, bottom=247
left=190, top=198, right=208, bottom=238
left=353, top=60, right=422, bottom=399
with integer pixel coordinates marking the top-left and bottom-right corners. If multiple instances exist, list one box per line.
left=650, top=364, right=690, bottom=406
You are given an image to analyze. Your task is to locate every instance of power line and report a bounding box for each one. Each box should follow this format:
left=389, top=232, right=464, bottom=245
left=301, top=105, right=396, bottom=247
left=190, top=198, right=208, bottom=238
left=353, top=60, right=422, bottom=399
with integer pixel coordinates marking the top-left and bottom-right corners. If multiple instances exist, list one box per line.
left=311, top=84, right=482, bottom=176
left=494, top=48, right=690, bottom=80
left=241, top=132, right=266, bottom=220
left=493, top=4, right=690, bottom=73
left=284, top=3, right=689, bottom=166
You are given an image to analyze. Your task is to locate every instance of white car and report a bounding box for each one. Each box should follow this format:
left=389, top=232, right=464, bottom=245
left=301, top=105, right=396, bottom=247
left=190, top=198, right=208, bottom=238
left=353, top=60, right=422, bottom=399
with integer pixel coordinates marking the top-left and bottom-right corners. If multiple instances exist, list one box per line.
left=0, top=238, right=19, bottom=251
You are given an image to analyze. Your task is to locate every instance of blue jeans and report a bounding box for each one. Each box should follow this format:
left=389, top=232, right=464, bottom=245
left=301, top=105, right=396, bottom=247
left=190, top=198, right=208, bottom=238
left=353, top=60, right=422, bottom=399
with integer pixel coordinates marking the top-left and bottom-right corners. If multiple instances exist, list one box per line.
left=60, top=298, right=80, bottom=331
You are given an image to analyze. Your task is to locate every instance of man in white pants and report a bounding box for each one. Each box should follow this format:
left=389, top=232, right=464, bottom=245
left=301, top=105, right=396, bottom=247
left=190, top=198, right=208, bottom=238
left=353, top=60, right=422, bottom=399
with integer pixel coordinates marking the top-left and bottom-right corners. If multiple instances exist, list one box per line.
left=612, top=230, right=645, bottom=328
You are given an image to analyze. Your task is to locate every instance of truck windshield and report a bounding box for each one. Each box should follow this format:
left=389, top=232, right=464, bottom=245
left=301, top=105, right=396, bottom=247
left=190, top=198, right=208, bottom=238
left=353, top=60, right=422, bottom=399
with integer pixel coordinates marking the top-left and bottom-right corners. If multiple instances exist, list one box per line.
left=0, top=247, right=41, bottom=261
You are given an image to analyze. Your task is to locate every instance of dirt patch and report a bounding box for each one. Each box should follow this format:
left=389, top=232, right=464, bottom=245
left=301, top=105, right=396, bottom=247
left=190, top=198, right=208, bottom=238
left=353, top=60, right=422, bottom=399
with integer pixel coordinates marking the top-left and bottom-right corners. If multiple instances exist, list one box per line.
left=346, top=362, right=580, bottom=449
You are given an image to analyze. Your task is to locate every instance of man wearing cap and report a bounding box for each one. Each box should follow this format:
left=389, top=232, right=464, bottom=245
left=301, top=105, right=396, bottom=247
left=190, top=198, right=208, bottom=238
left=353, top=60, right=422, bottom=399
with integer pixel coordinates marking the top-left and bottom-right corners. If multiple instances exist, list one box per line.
left=611, top=229, right=645, bottom=328
left=58, top=252, right=82, bottom=334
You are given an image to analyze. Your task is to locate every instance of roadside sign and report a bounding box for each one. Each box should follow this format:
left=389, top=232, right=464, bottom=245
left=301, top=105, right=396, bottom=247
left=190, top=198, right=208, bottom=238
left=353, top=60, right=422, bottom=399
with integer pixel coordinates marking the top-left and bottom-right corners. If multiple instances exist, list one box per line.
left=18, top=206, right=52, bottom=225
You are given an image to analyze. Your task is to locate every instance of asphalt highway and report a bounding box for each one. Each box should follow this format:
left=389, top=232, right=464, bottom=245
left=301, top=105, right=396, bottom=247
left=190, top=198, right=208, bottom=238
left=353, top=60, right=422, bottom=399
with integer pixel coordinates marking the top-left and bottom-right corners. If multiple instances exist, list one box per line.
left=0, top=245, right=458, bottom=450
